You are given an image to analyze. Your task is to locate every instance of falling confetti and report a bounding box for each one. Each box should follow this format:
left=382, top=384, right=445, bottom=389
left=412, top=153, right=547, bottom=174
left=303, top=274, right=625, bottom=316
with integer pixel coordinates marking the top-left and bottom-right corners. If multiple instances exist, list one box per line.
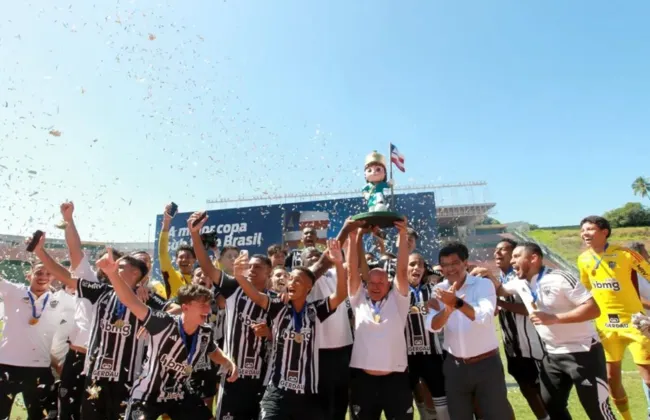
left=48, top=129, right=61, bottom=137
left=148, top=33, right=156, bottom=41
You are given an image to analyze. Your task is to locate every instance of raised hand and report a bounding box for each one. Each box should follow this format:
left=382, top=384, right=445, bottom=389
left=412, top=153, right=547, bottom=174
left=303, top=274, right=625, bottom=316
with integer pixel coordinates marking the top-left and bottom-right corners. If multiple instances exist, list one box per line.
left=325, top=239, right=343, bottom=263
left=60, top=202, right=74, bottom=222
left=96, top=247, right=118, bottom=276
left=394, top=217, right=408, bottom=234
left=233, top=253, right=249, bottom=279
left=187, top=211, right=208, bottom=233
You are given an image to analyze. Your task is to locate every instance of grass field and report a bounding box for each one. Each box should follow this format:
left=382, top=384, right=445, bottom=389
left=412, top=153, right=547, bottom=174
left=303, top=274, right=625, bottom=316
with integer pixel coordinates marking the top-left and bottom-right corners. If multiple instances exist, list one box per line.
left=528, top=226, right=650, bottom=264
left=7, top=341, right=649, bottom=419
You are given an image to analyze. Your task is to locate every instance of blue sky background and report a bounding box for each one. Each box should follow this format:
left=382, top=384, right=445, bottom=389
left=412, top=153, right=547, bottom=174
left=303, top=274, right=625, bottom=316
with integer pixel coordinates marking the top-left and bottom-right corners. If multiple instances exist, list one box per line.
left=1, top=0, right=649, bottom=242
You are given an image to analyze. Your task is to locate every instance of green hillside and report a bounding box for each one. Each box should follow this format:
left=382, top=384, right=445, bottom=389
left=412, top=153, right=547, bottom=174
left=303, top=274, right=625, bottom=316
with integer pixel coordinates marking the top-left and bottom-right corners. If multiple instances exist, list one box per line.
left=529, top=226, right=650, bottom=265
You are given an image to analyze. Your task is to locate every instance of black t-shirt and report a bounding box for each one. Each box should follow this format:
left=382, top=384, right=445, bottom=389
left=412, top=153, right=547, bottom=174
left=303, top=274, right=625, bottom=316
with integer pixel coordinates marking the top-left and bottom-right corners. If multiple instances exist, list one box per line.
left=265, top=297, right=335, bottom=394
left=130, top=309, right=217, bottom=402
left=77, top=279, right=166, bottom=383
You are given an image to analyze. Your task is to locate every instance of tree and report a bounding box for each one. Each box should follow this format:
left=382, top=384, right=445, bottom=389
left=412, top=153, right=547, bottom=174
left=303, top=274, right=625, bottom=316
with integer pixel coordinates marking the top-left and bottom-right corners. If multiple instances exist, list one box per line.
left=632, top=176, right=650, bottom=200
left=603, top=202, right=650, bottom=228
left=481, top=216, right=501, bottom=225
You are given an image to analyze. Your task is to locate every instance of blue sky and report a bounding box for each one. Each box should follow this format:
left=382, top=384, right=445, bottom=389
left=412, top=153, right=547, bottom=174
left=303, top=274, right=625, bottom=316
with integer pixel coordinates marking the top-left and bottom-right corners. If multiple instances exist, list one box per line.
left=1, top=0, right=649, bottom=242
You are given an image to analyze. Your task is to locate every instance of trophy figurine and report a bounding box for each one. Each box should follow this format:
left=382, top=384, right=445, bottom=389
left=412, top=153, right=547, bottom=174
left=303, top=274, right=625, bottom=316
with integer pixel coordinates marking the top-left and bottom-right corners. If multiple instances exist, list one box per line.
left=351, top=150, right=404, bottom=228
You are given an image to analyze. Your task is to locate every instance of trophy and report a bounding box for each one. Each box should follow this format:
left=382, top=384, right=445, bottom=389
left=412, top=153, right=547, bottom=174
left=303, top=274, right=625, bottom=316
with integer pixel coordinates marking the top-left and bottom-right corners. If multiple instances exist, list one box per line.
left=351, top=150, right=404, bottom=228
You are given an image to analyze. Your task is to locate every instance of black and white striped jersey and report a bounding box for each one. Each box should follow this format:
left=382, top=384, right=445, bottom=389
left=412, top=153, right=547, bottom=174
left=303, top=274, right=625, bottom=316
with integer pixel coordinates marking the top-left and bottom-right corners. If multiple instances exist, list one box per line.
left=406, top=283, right=444, bottom=355
left=285, top=248, right=303, bottom=270
left=498, top=269, right=546, bottom=360
left=218, top=272, right=275, bottom=379
left=130, top=309, right=217, bottom=402
left=369, top=258, right=397, bottom=281
left=266, top=297, right=335, bottom=394
left=77, top=279, right=166, bottom=383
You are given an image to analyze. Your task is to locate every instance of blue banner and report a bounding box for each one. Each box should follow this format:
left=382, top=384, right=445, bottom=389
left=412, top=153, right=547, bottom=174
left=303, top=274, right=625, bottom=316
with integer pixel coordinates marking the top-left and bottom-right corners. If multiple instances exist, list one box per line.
left=152, top=192, right=437, bottom=281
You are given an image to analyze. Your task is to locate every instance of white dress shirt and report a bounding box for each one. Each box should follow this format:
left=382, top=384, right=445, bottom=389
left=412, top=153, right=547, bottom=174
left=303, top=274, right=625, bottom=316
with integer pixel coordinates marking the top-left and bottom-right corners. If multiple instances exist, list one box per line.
left=426, top=274, right=499, bottom=358
left=307, top=268, right=353, bottom=349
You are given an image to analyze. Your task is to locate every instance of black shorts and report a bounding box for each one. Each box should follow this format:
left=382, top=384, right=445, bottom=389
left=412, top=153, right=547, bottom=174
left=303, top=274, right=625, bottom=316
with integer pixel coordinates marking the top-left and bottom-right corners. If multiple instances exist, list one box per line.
left=81, top=377, right=130, bottom=420
left=216, top=376, right=264, bottom=420
left=350, top=369, right=413, bottom=420
left=190, top=363, right=220, bottom=399
left=259, top=384, right=323, bottom=420
left=407, top=352, right=446, bottom=398
left=59, top=349, right=86, bottom=420
left=506, top=355, right=540, bottom=386
left=0, top=364, right=56, bottom=420
left=125, top=395, right=213, bottom=420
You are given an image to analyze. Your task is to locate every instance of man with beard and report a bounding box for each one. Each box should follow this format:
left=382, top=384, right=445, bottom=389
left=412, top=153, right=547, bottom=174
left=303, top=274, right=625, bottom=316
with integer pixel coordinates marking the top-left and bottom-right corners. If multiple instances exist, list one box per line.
left=160, top=203, right=197, bottom=298
left=188, top=211, right=274, bottom=420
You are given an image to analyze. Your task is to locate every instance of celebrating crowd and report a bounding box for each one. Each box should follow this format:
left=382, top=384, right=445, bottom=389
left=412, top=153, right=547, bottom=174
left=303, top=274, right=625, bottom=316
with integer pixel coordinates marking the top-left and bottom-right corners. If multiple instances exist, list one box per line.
left=1, top=201, right=650, bottom=420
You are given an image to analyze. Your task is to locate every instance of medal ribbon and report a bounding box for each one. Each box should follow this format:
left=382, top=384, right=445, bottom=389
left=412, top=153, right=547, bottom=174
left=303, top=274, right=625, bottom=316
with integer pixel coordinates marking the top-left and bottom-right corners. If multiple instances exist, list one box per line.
left=292, top=304, right=305, bottom=333
left=409, top=284, right=423, bottom=304
left=590, top=243, right=609, bottom=273
left=178, top=317, right=198, bottom=365
left=27, top=291, right=49, bottom=320
left=367, top=293, right=387, bottom=319
left=499, top=267, right=513, bottom=283
left=530, top=266, right=545, bottom=304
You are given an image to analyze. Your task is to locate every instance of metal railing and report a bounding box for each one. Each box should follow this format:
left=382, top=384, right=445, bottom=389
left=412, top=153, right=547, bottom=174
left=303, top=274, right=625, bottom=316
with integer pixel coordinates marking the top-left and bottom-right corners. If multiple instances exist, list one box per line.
left=511, top=230, right=580, bottom=278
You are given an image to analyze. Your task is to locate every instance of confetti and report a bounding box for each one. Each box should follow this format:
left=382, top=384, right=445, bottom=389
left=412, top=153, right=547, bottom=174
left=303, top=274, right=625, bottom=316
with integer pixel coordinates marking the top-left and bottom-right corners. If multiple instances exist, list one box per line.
left=48, top=129, right=61, bottom=137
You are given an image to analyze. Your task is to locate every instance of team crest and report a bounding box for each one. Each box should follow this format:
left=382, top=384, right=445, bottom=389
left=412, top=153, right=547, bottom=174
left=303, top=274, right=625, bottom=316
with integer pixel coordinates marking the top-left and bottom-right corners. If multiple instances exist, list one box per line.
left=50, top=300, right=59, bottom=308
left=22, top=297, right=30, bottom=304
left=131, top=409, right=145, bottom=420
left=608, top=261, right=616, bottom=269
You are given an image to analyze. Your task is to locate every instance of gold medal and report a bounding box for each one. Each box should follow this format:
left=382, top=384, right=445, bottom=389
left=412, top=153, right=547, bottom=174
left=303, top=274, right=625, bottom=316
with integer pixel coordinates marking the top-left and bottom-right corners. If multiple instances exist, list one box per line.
left=373, top=314, right=381, bottom=323
left=591, top=269, right=597, bottom=276
left=113, top=320, right=125, bottom=328
left=410, top=306, right=420, bottom=314
left=184, top=365, right=193, bottom=376
left=294, top=333, right=303, bottom=344
left=28, top=317, right=39, bottom=326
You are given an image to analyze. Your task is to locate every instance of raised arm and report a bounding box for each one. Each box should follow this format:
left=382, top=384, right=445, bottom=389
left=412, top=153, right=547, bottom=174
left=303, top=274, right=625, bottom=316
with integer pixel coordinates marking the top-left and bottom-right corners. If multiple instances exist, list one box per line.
left=32, top=233, right=77, bottom=291
left=232, top=253, right=269, bottom=308
left=324, top=238, right=347, bottom=309
left=188, top=212, right=223, bottom=285
left=98, top=248, right=149, bottom=321
left=60, top=202, right=84, bottom=270
left=347, top=228, right=362, bottom=296
left=158, top=204, right=175, bottom=276
left=394, top=218, right=409, bottom=297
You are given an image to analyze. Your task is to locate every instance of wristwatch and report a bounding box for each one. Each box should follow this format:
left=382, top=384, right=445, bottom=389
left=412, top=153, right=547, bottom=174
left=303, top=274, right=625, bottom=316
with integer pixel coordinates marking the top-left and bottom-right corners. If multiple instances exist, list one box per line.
left=454, top=297, right=464, bottom=309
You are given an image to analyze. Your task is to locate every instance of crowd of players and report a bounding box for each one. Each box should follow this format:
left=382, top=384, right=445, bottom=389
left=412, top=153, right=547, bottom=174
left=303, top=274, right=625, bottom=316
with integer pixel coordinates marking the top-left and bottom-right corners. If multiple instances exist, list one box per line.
left=0, top=201, right=650, bottom=420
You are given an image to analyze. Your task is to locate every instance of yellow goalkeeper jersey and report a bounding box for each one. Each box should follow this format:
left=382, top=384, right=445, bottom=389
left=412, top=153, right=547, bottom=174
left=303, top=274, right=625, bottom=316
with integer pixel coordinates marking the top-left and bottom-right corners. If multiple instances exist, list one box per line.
left=578, top=244, right=650, bottom=330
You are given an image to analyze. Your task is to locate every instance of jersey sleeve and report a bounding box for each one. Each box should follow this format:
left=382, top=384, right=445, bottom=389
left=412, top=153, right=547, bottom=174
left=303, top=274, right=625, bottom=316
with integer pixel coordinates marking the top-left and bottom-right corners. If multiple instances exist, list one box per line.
left=627, top=249, right=650, bottom=279
left=142, top=308, right=175, bottom=335
left=216, top=272, right=239, bottom=299
left=560, top=273, right=593, bottom=306
left=313, top=298, right=335, bottom=322
left=577, top=255, right=592, bottom=290
left=147, top=293, right=168, bottom=310
left=77, top=279, right=109, bottom=304
left=0, top=277, right=22, bottom=297
left=266, top=296, right=287, bottom=322
left=163, top=296, right=179, bottom=311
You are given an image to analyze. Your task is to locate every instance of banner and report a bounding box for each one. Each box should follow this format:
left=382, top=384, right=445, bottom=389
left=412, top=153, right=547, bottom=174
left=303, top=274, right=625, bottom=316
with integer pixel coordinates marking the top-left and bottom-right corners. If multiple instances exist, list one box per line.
left=152, top=192, right=437, bottom=281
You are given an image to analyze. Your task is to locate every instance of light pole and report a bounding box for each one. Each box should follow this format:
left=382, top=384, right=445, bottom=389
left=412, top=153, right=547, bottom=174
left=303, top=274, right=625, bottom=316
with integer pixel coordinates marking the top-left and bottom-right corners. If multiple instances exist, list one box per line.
left=148, top=223, right=152, bottom=250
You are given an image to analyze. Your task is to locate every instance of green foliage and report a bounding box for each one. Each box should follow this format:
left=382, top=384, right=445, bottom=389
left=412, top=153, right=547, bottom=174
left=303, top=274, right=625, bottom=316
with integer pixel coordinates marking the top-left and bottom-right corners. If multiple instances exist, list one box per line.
left=529, top=224, right=540, bottom=230
left=632, top=176, right=650, bottom=199
left=482, top=216, right=501, bottom=225
left=603, top=202, right=650, bottom=228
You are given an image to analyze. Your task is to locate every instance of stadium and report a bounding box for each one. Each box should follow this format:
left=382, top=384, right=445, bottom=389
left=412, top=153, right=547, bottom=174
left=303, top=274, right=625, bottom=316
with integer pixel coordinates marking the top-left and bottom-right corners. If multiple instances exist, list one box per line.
left=0, top=180, right=527, bottom=282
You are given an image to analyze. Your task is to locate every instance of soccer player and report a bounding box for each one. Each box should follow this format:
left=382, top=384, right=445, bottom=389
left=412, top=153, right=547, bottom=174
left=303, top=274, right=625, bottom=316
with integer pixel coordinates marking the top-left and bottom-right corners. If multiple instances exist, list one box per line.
left=505, top=242, right=615, bottom=420
left=92, top=250, right=237, bottom=419
left=231, top=237, right=348, bottom=419
left=0, top=261, right=72, bottom=419
left=405, top=253, right=448, bottom=420
left=32, top=233, right=166, bottom=420
left=188, top=212, right=274, bottom=420
left=578, top=216, right=650, bottom=420
left=160, top=202, right=197, bottom=298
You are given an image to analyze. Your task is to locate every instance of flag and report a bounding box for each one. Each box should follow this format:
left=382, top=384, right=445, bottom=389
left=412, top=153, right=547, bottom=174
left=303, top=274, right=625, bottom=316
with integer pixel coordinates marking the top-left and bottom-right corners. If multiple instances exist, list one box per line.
left=390, top=143, right=405, bottom=172
left=282, top=211, right=330, bottom=250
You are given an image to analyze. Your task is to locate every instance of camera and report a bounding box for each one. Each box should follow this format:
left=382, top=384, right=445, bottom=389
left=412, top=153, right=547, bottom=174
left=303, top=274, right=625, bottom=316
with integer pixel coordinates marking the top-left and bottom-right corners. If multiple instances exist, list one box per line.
left=200, top=232, right=218, bottom=250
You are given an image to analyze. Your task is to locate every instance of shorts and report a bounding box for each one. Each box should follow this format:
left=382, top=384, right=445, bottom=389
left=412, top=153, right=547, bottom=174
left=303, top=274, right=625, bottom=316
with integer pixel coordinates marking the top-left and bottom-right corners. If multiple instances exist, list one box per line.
left=124, top=395, right=213, bottom=420
left=259, top=384, right=323, bottom=420
left=190, top=364, right=220, bottom=399
left=598, top=328, right=650, bottom=364
left=407, top=352, right=446, bottom=398
left=216, top=376, right=264, bottom=420
left=0, top=364, right=57, bottom=420
left=81, top=377, right=130, bottom=420
left=506, top=355, right=541, bottom=386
